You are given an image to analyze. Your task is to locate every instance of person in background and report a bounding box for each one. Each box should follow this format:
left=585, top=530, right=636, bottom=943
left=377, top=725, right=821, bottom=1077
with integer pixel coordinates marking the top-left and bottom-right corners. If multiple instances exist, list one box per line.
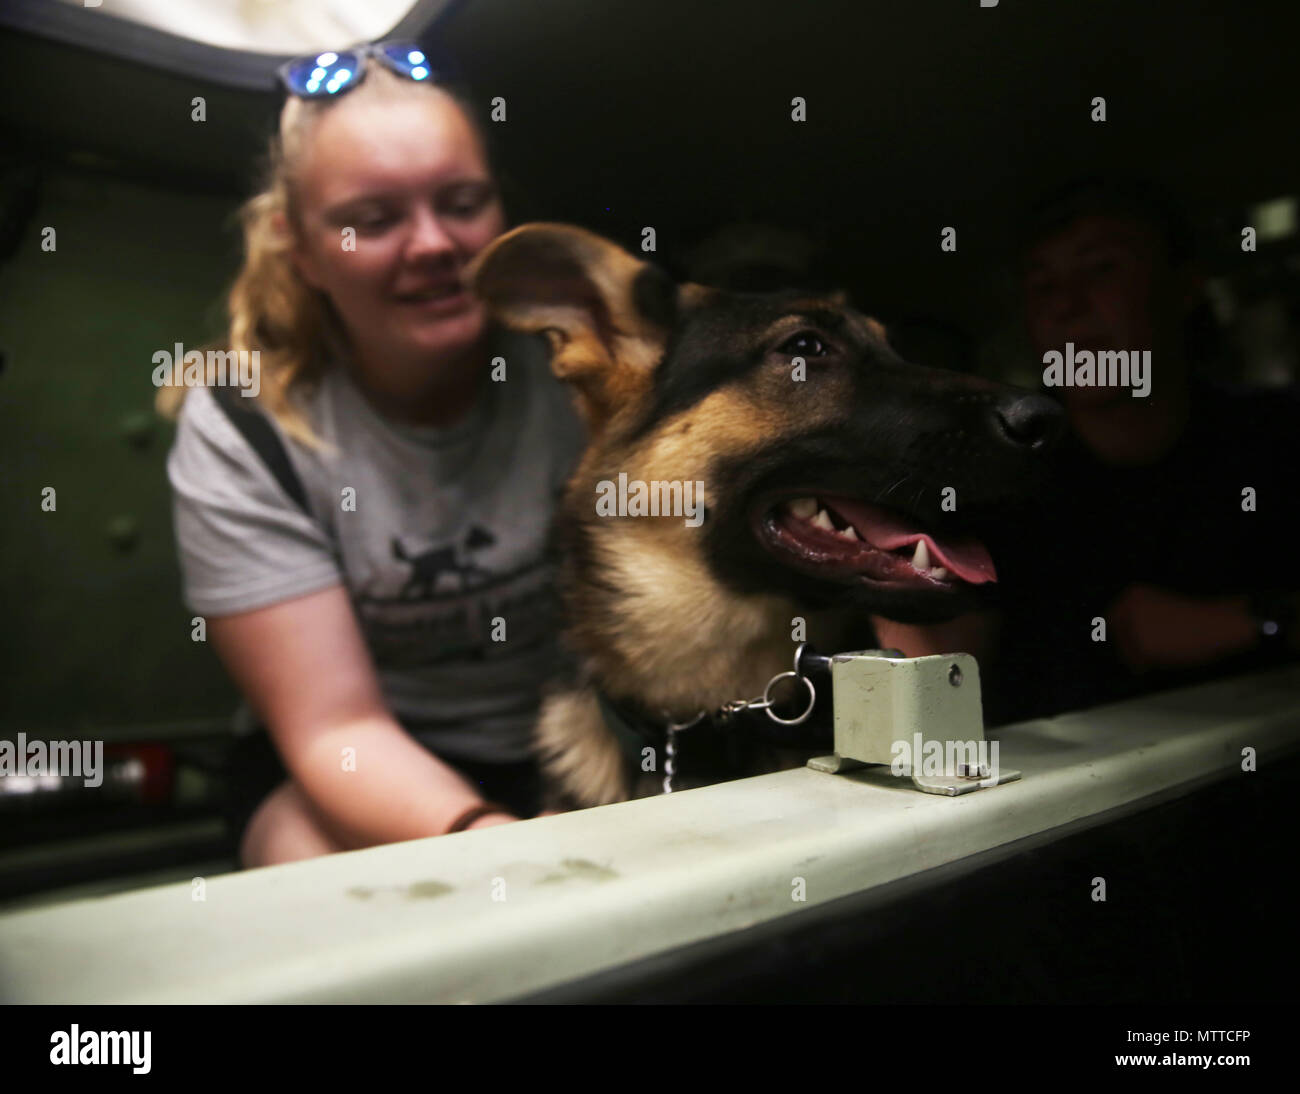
left=874, top=178, right=1300, bottom=724
left=159, top=46, right=583, bottom=867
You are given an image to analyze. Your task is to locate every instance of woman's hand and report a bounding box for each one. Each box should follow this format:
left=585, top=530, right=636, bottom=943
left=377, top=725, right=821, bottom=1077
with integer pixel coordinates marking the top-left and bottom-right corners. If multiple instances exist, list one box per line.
left=208, top=585, right=508, bottom=852
left=1106, top=583, right=1258, bottom=673
left=465, top=810, right=520, bottom=830
left=466, top=806, right=567, bottom=829
left=869, top=609, right=1002, bottom=665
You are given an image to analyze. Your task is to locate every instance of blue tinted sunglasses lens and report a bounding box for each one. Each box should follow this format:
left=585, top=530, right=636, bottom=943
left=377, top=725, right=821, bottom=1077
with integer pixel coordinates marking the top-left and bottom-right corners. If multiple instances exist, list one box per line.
left=282, top=50, right=364, bottom=97
left=375, top=42, right=434, bottom=81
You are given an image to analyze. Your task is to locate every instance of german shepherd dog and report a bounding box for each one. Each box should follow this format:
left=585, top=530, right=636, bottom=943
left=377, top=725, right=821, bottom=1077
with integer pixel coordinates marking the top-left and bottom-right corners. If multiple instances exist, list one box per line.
left=469, top=224, right=1061, bottom=811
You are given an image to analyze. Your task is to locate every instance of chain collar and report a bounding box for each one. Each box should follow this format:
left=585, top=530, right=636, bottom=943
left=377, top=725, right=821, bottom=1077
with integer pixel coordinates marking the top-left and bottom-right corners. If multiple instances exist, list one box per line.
left=597, top=644, right=825, bottom=794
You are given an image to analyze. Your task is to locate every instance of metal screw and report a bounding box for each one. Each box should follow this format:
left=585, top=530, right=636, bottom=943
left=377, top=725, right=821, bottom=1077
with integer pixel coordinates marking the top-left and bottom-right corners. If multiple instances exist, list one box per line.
left=119, top=411, right=156, bottom=450
left=948, top=663, right=962, bottom=686
left=107, top=515, right=139, bottom=551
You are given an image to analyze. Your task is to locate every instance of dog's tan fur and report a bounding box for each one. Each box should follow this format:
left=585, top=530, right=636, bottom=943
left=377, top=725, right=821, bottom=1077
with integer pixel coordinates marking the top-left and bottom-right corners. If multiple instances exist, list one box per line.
left=470, top=225, right=875, bottom=807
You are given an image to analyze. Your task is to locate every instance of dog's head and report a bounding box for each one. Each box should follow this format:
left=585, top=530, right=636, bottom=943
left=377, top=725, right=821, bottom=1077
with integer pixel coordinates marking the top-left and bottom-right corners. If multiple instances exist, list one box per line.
left=470, top=223, right=1062, bottom=631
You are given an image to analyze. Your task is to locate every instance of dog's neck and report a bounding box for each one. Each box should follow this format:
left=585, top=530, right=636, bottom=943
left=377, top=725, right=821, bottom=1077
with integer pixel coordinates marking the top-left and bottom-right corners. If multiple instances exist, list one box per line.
left=561, top=531, right=854, bottom=718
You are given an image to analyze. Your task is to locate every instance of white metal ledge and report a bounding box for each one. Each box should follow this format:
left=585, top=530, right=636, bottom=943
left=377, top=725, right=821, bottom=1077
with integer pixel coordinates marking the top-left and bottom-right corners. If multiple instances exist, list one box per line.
left=2, top=664, right=1298, bottom=1003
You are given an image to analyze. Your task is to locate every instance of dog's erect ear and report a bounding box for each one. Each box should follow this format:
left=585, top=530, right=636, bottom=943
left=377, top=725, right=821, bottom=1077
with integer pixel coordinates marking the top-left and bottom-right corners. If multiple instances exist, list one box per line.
left=468, top=223, right=678, bottom=430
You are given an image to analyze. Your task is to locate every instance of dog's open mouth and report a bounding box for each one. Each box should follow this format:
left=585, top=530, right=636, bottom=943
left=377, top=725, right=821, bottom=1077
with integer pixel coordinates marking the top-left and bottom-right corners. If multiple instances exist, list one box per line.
left=753, top=493, right=997, bottom=590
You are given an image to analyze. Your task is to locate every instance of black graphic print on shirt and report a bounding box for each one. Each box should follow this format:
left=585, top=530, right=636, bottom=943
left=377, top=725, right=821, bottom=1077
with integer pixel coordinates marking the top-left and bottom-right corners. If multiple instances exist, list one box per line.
left=391, top=525, right=498, bottom=598
left=353, top=524, right=561, bottom=670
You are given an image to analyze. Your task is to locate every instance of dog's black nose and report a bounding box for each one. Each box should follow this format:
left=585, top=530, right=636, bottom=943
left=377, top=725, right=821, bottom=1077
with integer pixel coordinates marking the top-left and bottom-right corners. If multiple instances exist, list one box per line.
left=992, top=393, right=1063, bottom=451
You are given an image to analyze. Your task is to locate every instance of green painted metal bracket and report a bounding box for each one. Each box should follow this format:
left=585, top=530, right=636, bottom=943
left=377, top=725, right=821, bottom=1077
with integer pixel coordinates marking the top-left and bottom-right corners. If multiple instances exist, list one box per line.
left=808, top=650, right=1021, bottom=794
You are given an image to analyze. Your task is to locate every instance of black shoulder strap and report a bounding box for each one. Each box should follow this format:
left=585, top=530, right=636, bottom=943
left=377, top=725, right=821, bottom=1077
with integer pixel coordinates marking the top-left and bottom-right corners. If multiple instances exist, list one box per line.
left=209, top=385, right=311, bottom=517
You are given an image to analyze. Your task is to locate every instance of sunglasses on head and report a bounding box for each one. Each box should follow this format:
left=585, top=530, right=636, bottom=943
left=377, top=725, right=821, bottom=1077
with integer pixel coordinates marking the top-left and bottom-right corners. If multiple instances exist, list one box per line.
left=277, top=40, right=448, bottom=99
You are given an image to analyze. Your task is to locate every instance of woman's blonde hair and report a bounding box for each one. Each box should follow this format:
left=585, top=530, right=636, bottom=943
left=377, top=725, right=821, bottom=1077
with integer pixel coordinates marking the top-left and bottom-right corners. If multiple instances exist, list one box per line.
left=155, top=64, right=498, bottom=450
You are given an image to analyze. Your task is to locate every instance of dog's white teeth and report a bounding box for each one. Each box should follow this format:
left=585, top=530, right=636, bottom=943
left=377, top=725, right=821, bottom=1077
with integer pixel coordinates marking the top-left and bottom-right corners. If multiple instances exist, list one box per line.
left=930, top=565, right=949, bottom=579
left=788, top=497, right=818, bottom=519
left=812, top=508, right=835, bottom=532
left=911, top=540, right=931, bottom=570
left=837, top=525, right=859, bottom=542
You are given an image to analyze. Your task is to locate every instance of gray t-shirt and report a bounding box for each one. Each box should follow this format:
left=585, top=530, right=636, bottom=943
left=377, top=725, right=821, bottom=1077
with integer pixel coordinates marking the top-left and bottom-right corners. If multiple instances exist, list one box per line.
left=167, top=330, right=585, bottom=762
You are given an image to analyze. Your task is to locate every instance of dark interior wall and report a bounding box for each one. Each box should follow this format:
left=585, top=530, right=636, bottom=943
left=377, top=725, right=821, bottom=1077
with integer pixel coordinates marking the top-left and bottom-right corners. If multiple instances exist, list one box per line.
left=433, top=0, right=1298, bottom=356
left=0, top=168, right=243, bottom=732
left=7, top=2, right=1297, bottom=301
left=0, top=0, right=1296, bottom=734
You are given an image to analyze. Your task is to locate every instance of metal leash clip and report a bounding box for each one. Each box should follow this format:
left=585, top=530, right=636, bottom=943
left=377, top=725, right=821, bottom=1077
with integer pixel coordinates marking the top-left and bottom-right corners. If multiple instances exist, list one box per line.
left=716, top=643, right=818, bottom=727
left=660, top=645, right=819, bottom=793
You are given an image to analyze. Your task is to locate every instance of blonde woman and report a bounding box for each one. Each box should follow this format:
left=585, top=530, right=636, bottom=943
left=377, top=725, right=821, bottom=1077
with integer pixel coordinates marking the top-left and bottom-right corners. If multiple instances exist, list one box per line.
left=161, top=43, right=583, bottom=867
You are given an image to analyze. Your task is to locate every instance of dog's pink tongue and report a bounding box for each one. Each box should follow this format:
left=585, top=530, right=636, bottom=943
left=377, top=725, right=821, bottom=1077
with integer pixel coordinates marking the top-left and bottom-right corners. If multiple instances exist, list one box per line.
left=824, top=497, right=997, bottom=584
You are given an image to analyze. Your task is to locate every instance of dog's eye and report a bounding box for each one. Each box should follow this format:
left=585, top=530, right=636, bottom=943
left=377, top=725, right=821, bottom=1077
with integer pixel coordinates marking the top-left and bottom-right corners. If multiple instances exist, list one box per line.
left=778, top=331, right=828, bottom=358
